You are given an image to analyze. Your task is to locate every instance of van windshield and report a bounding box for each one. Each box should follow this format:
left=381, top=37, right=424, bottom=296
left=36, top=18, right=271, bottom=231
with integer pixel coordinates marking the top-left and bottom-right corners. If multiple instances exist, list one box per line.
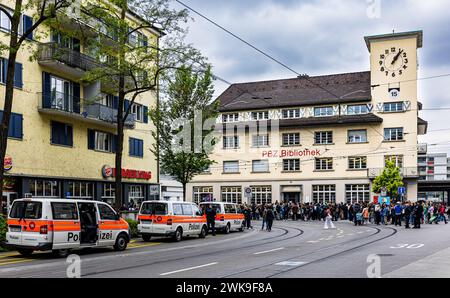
left=9, top=201, right=42, bottom=219
left=140, top=202, right=167, bottom=215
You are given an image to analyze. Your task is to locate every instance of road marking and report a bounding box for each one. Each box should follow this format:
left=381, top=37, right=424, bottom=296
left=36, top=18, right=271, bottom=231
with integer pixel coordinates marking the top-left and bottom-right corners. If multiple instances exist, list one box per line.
left=160, top=262, right=218, bottom=276
left=253, top=247, right=284, bottom=255
left=128, top=242, right=161, bottom=249
left=0, top=259, right=33, bottom=266
left=307, top=240, right=320, bottom=243
left=275, top=261, right=307, bottom=267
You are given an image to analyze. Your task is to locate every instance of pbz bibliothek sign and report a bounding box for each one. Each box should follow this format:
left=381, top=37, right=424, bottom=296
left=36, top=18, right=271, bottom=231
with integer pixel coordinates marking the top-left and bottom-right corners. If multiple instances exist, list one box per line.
left=102, top=165, right=152, bottom=181
left=262, top=149, right=322, bottom=158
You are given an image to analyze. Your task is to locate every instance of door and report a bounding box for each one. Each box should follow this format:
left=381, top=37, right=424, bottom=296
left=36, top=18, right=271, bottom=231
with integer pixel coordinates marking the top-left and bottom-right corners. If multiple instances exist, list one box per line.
left=97, top=203, right=119, bottom=246
left=51, top=202, right=81, bottom=249
left=192, top=204, right=204, bottom=234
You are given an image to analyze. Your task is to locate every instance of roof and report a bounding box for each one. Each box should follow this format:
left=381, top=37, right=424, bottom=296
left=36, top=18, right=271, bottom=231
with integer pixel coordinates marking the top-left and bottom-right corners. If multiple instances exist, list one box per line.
left=364, top=30, right=423, bottom=51
left=218, top=71, right=372, bottom=112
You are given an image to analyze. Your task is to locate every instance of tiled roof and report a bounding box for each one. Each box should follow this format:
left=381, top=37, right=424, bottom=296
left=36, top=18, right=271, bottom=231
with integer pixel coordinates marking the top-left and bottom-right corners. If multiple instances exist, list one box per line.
left=218, top=71, right=372, bottom=112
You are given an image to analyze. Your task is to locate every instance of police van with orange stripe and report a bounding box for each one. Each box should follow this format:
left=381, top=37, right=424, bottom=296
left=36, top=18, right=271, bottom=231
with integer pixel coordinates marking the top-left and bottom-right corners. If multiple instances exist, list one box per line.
left=137, top=201, right=207, bottom=242
left=5, top=198, right=130, bottom=257
left=199, top=202, right=245, bottom=234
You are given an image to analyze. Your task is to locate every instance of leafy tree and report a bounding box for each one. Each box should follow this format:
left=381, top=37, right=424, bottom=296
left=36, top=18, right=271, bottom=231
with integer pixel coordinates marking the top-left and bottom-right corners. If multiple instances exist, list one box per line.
left=75, top=0, right=203, bottom=208
left=372, top=159, right=404, bottom=199
left=150, top=65, right=218, bottom=201
left=0, top=0, right=74, bottom=205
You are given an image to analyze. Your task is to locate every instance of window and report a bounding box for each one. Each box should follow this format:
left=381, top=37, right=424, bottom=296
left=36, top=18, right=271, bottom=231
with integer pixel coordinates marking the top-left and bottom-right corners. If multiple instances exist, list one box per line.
left=252, top=134, right=269, bottom=147
left=0, top=11, right=33, bottom=39
left=348, top=130, right=367, bottom=143
left=98, top=204, right=117, bottom=220
left=223, top=136, right=239, bottom=149
left=129, top=138, right=144, bottom=157
left=348, top=156, right=367, bottom=169
left=68, top=182, right=93, bottom=199
left=29, top=179, right=59, bottom=197
left=9, top=201, right=42, bottom=219
left=0, top=111, right=23, bottom=139
left=51, top=121, right=73, bottom=146
left=252, top=160, right=269, bottom=172
left=384, top=102, right=405, bottom=112
left=283, top=159, right=300, bottom=171
left=0, top=8, right=12, bottom=31
left=314, top=131, right=333, bottom=144
left=250, top=186, right=272, bottom=205
left=129, top=185, right=144, bottom=204
left=101, top=93, right=115, bottom=107
left=88, top=130, right=116, bottom=153
left=282, top=133, right=300, bottom=146
left=102, top=183, right=115, bottom=198
left=51, top=203, right=78, bottom=220
left=347, top=104, right=369, bottom=115
left=1, top=58, right=23, bottom=88
left=223, top=161, right=239, bottom=173
left=221, top=186, right=242, bottom=204
left=222, top=113, right=239, bottom=123
left=224, top=204, right=237, bottom=214
left=282, top=109, right=300, bottom=119
left=385, top=155, right=403, bottom=168
left=384, top=128, right=404, bottom=141
left=251, top=111, right=269, bottom=120
left=50, top=75, right=74, bottom=112
left=345, top=184, right=370, bottom=204
left=193, top=186, right=213, bottom=204
left=173, top=203, right=183, bottom=215
left=181, top=204, right=193, bottom=216
left=314, top=106, right=333, bottom=117
left=192, top=205, right=202, bottom=216
left=312, top=185, right=336, bottom=204
left=131, top=103, right=144, bottom=122
left=315, top=158, right=333, bottom=170
left=140, top=202, right=167, bottom=215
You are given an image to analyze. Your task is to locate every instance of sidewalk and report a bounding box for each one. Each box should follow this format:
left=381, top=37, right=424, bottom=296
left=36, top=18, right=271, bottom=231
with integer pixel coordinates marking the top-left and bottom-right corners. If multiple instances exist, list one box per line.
left=383, top=247, right=450, bottom=278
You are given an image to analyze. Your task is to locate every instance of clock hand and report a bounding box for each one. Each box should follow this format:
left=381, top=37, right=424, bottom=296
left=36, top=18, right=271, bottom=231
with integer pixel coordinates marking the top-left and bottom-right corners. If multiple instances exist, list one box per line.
left=391, top=49, right=403, bottom=65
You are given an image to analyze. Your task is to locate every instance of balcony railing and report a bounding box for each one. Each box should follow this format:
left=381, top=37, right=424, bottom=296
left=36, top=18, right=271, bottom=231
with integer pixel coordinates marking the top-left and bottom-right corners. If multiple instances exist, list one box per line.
left=368, top=167, right=419, bottom=179
left=39, top=92, right=135, bottom=127
left=38, top=42, right=101, bottom=72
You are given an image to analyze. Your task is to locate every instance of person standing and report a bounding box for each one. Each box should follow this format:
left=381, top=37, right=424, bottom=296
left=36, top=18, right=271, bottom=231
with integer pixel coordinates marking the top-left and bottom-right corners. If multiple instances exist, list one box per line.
left=205, top=204, right=217, bottom=236
left=323, top=208, right=336, bottom=229
left=261, top=205, right=267, bottom=230
left=374, top=203, right=381, bottom=225
left=244, top=206, right=252, bottom=229
left=413, top=202, right=423, bottom=229
left=266, top=205, right=275, bottom=232
left=403, top=202, right=412, bottom=229
left=394, top=202, right=403, bottom=227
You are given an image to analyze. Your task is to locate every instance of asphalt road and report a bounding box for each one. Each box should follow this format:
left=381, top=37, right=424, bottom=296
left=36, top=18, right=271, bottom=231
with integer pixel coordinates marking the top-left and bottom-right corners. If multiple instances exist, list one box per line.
left=0, top=219, right=449, bottom=278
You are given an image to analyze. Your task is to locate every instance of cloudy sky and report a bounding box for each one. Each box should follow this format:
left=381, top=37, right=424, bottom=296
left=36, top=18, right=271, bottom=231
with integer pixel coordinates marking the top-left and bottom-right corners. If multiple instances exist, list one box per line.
left=170, top=0, right=450, bottom=154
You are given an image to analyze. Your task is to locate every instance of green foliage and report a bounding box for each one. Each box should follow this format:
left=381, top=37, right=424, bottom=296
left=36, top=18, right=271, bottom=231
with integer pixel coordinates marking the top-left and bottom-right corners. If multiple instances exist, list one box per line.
left=149, top=65, right=218, bottom=199
left=0, top=214, right=7, bottom=251
left=372, top=160, right=404, bottom=199
left=125, top=218, right=139, bottom=238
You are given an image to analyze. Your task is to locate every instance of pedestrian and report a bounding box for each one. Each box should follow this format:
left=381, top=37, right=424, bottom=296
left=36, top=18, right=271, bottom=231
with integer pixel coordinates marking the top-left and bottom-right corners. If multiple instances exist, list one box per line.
left=205, top=204, right=217, bottom=236
left=244, top=206, right=252, bottom=229
left=394, top=202, right=403, bottom=227
left=261, top=205, right=267, bottom=230
left=413, top=202, right=423, bottom=229
left=403, top=202, right=412, bottom=229
left=323, top=209, right=336, bottom=229
left=438, top=204, right=448, bottom=224
left=374, top=203, right=381, bottom=225
left=352, top=202, right=361, bottom=226
left=362, top=205, right=369, bottom=225
left=266, top=205, right=275, bottom=232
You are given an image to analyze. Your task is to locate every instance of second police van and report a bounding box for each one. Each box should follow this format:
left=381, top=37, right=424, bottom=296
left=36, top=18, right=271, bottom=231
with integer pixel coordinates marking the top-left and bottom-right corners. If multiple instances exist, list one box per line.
left=137, top=201, right=207, bottom=242
left=199, top=202, right=245, bottom=233
left=6, top=198, right=130, bottom=257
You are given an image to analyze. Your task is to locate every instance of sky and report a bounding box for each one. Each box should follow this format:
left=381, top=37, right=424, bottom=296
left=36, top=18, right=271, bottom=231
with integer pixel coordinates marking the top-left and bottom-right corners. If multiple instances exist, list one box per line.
left=170, top=0, right=450, bottom=155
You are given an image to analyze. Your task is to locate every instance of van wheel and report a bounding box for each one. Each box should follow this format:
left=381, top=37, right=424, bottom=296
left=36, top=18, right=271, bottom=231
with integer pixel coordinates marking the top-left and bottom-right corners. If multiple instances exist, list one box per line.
left=225, top=223, right=231, bottom=234
left=17, top=248, right=33, bottom=257
left=173, top=228, right=183, bottom=242
left=238, top=222, right=245, bottom=232
left=199, top=226, right=207, bottom=238
left=142, top=234, right=152, bottom=242
left=52, top=249, right=70, bottom=258
left=114, top=234, right=128, bottom=251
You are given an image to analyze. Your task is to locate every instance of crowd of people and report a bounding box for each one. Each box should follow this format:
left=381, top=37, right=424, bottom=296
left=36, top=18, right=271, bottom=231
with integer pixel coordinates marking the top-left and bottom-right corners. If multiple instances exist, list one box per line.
left=236, top=200, right=450, bottom=231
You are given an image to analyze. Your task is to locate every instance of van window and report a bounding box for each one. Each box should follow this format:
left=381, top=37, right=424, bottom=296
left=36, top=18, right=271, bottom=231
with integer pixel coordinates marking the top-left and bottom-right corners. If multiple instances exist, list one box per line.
left=224, top=204, right=236, bottom=214
left=182, top=204, right=193, bottom=216
left=141, top=202, right=167, bottom=215
left=9, top=201, right=42, bottom=219
left=98, top=204, right=117, bottom=220
left=51, top=202, right=78, bottom=220
left=173, top=204, right=183, bottom=215
left=192, top=205, right=202, bottom=216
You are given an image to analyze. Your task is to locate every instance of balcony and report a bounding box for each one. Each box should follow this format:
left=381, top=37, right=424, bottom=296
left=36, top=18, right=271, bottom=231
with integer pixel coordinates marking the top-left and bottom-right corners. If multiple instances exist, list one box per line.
left=368, top=167, right=419, bottom=179
left=38, top=92, right=135, bottom=128
left=37, top=43, right=101, bottom=79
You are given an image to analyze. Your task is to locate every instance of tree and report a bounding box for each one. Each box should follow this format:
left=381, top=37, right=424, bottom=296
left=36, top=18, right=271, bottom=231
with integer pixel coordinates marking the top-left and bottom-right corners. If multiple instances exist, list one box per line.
left=372, top=159, right=404, bottom=200
left=149, top=65, right=218, bottom=201
left=76, top=0, right=203, bottom=209
left=0, top=0, right=74, bottom=205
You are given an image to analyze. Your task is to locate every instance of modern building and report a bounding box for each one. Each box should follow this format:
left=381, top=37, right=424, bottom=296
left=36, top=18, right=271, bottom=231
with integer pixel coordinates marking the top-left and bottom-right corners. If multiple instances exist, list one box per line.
left=160, top=175, right=184, bottom=201
left=187, top=30, right=428, bottom=205
left=417, top=152, right=450, bottom=201
left=1, top=1, right=160, bottom=210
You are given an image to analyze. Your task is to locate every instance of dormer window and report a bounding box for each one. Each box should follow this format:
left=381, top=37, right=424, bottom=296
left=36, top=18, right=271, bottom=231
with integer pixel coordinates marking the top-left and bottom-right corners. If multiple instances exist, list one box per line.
left=222, top=113, right=239, bottom=123
left=314, top=106, right=333, bottom=117
left=251, top=111, right=269, bottom=120
left=282, top=108, right=300, bottom=119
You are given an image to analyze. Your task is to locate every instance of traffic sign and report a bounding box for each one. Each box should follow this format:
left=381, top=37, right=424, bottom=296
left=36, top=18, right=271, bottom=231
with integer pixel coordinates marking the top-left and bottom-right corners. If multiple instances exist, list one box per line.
left=398, top=187, right=406, bottom=195
left=381, top=187, right=387, bottom=197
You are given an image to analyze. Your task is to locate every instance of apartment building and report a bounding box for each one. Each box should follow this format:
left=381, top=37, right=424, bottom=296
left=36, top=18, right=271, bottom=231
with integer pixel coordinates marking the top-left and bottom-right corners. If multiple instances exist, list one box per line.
left=187, top=30, right=428, bottom=205
left=1, top=0, right=160, bottom=208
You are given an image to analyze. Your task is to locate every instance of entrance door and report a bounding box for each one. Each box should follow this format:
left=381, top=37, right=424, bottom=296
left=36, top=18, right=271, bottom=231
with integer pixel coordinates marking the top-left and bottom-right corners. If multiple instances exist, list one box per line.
left=283, top=192, right=301, bottom=204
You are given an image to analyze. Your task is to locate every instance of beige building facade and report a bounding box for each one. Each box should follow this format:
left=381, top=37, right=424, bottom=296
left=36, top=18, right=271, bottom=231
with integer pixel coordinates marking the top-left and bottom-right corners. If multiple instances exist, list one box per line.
left=187, top=31, right=428, bottom=205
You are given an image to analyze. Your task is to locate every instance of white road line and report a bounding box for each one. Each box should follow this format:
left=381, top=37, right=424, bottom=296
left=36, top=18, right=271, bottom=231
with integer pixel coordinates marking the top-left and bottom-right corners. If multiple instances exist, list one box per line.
left=253, top=247, right=285, bottom=255
left=160, top=262, right=218, bottom=276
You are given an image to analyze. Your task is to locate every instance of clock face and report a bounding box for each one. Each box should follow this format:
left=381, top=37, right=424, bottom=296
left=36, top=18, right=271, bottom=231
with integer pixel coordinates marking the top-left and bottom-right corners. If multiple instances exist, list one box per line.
left=378, top=47, right=409, bottom=77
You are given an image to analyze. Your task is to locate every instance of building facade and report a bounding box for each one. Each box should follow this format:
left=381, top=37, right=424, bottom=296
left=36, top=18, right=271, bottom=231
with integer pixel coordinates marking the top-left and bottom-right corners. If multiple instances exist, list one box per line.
left=417, top=152, right=450, bottom=201
left=1, top=0, right=159, bottom=211
left=160, top=175, right=184, bottom=202
left=187, top=31, right=428, bottom=205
